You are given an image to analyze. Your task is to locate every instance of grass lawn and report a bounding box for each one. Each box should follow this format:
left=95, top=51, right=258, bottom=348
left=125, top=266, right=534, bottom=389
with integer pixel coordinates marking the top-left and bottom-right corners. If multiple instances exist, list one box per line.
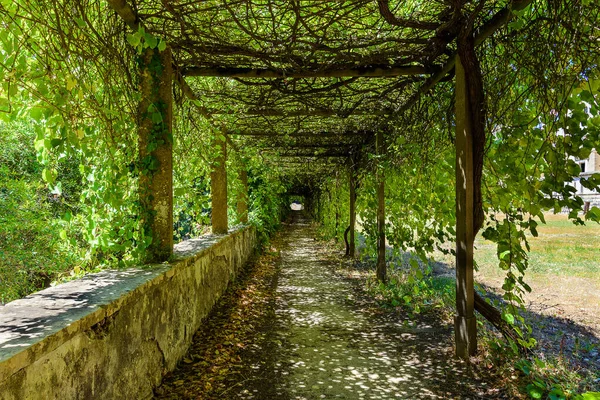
left=473, top=213, right=600, bottom=342
left=475, top=213, right=600, bottom=281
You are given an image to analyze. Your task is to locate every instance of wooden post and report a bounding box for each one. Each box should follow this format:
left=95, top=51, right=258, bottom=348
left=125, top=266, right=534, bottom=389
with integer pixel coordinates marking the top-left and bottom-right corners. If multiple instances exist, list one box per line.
left=237, top=167, right=249, bottom=224
left=376, top=129, right=386, bottom=283
left=335, top=172, right=340, bottom=241
left=454, top=56, right=477, bottom=358
left=139, top=47, right=173, bottom=263
left=348, top=163, right=356, bottom=258
left=211, top=130, right=228, bottom=234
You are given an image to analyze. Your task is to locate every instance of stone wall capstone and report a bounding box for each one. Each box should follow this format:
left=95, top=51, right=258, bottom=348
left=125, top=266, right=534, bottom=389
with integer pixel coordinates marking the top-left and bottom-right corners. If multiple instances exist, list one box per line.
left=0, top=226, right=256, bottom=400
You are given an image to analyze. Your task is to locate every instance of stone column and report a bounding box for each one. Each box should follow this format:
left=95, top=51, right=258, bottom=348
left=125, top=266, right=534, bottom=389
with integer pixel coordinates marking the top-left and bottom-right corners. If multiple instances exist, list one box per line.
left=335, top=172, right=340, bottom=240
left=237, top=167, right=249, bottom=224
left=376, top=129, right=386, bottom=283
left=348, top=162, right=356, bottom=258
left=211, top=131, right=228, bottom=234
left=454, top=56, right=477, bottom=358
left=138, top=47, right=173, bottom=263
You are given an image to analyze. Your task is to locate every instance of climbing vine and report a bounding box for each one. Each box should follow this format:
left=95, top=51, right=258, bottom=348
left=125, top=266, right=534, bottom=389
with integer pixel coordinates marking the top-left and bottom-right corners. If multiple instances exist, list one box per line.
left=0, top=7, right=599, bottom=393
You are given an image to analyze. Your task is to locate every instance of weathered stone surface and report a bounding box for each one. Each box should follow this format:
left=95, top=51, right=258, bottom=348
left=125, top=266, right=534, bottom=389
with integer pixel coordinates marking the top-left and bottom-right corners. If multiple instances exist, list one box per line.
left=236, top=168, right=249, bottom=224
left=0, top=226, right=256, bottom=400
left=211, top=132, right=228, bottom=235
left=138, top=46, right=174, bottom=263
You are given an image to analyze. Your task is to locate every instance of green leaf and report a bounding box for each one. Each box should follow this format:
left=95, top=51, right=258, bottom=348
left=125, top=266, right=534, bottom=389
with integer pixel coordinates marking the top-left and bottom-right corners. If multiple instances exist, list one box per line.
left=126, top=33, right=141, bottom=47
left=526, top=384, right=544, bottom=399
left=585, top=207, right=600, bottom=222
left=502, top=313, right=515, bottom=325
left=415, top=268, right=423, bottom=280
left=30, top=107, right=45, bottom=121
left=549, top=390, right=565, bottom=400
left=157, top=40, right=167, bottom=52
left=144, top=33, right=158, bottom=49
left=151, top=111, right=163, bottom=124
left=42, top=168, right=57, bottom=184
left=74, top=17, right=86, bottom=28
left=34, top=139, right=46, bottom=152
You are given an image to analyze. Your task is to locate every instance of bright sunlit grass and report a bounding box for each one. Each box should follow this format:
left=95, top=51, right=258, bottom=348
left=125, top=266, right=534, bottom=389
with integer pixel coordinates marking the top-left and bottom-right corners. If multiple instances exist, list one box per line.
left=475, top=213, right=600, bottom=281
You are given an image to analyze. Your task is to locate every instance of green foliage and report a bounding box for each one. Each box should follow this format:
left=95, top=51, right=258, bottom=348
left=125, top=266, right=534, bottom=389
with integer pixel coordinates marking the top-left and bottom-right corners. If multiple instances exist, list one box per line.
left=367, top=268, right=455, bottom=319
left=0, top=122, right=76, bottom=303
left=247, top=162, right=290, bottom=247
left=126, top=26, right=166, bottom=54
left=0, top=0, right=597, bottom=335
left=515, top=358, right=599, bottom=399
left=316, top=172, right=349, bottom=243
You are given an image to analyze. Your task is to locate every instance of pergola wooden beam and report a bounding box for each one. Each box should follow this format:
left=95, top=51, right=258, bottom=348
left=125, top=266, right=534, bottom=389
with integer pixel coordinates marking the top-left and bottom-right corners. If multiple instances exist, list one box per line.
left=178, top=0, right=535, bottom=122
left=172, top=86, right=383, bottom=117
left=229, top=131, right=366, bottom=137
left=348, top=161, right=357, bottom=258
left=474, top=0, right=534, bottom=47
left=454, top=56, right=476, bottom=359
left=262, top=144, right=359, bottom=149
left=106, top=0, right=139, bottom=30
left=114, top=0, right=534, bottom=125
left=269, top=153, right=350, bottom=158
left=399, top=0, right=535, bottom=113
left=227, top=108, right=372, bottom=117
left=182, top=64, right=433, bottom=78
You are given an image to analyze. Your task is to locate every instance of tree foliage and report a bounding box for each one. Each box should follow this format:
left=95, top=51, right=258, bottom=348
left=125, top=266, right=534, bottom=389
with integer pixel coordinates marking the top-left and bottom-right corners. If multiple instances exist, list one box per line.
left=0, top=1, right=598, bottom=363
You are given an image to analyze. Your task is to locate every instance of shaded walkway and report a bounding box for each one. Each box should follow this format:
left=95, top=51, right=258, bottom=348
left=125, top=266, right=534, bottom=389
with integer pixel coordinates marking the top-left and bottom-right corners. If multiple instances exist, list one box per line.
left=156, top=211, right=499, bottom=399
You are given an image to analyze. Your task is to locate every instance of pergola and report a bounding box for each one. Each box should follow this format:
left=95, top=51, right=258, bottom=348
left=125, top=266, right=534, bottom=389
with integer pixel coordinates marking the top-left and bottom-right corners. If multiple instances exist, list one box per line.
left=95, top=0, right=533, bottom=359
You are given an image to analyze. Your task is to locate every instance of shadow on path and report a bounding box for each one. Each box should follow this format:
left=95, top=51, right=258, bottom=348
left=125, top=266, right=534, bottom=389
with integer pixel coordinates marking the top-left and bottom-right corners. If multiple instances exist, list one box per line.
left=156, top=211, right=502, bottom=399
left=426, top=259, right=600, bottom=375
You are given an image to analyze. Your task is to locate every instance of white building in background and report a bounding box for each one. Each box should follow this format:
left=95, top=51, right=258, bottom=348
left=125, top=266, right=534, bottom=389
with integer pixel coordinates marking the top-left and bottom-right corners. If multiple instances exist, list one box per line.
left=573, top=149, right=600, bottom=207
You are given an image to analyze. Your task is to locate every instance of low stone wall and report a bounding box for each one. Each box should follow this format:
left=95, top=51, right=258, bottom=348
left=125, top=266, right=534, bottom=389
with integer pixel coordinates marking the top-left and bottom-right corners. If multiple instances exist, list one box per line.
left=0, top=226, right=256, bottom=400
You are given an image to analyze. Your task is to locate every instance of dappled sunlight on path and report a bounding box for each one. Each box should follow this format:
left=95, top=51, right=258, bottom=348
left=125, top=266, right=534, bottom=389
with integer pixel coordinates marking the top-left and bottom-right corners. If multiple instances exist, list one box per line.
left=156, top=211, right=500, bottom=399
left=263, top=212, right=486, bottom=399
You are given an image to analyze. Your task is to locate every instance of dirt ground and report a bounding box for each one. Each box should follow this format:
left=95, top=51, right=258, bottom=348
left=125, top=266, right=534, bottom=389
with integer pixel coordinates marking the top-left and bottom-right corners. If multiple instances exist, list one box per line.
left=473, top=272, right=600, bottom=375
left=426, top=261, right=600, bottom=384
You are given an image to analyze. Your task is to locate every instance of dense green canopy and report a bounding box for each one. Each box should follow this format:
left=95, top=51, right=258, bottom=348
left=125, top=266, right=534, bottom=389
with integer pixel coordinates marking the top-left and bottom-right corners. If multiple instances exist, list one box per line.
left=1, top=1, right=599, bottom=336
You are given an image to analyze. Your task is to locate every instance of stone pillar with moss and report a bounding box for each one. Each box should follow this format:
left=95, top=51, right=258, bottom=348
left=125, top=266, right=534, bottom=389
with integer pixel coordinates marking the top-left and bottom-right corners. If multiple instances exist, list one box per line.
left=211, top=130, right=228, bottom=234
left=237, top=167, right=249, bottom=224
left=138, top=47, right=173, bottom=263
